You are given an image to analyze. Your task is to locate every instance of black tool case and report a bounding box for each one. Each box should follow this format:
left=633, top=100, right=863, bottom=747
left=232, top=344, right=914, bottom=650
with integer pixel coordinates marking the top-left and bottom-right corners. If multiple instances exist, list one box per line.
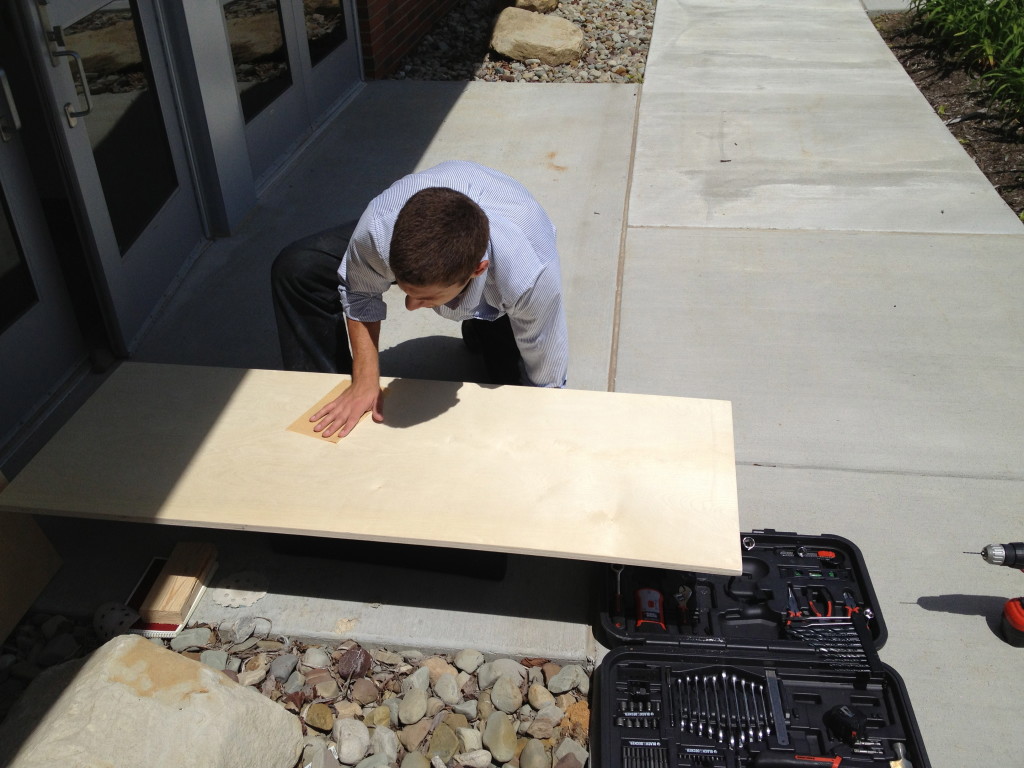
left=592, top=530, right=930, bottom=768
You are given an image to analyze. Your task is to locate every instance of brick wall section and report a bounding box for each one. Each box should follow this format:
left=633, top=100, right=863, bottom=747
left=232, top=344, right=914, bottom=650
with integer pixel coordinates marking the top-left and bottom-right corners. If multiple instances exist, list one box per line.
left=357, top=0, right=462, bottom=79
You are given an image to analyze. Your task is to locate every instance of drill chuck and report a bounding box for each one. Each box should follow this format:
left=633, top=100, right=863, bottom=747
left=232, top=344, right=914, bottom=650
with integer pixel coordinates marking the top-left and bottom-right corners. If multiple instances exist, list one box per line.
left=980, top=543, right=1024, bottom=568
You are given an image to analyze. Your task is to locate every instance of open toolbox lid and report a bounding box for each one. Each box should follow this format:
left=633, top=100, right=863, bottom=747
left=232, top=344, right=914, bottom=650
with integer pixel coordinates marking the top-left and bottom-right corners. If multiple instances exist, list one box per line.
left=592, top=530, right=931, bottom=768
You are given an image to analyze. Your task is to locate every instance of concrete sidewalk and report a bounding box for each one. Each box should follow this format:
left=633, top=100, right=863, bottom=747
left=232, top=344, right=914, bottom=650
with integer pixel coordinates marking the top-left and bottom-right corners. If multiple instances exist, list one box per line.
left=616, top=1, right=1024, bottom=766
left=617, top=2, right=1023, bottom=766
left=27, top=0, right=1024, bottom=765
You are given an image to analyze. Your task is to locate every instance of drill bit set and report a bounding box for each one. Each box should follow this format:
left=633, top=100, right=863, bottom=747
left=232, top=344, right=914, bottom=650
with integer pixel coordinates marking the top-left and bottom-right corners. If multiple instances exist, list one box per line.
left=594, top=531, right=931, bottom=768
left=621, top=742, right=670, bottom=768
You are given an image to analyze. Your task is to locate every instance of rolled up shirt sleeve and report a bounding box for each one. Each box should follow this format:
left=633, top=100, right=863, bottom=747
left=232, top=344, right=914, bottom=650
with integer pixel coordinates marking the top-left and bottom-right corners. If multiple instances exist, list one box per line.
left=338, top=217, right=394, bottom=323
left=508, top=263, right=569, bottom=388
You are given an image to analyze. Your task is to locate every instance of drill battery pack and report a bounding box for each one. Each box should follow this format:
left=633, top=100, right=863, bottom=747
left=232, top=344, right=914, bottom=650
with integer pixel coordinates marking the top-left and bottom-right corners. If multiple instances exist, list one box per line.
left=592, top=530, right=930, bottom=768
left=1001, top=597, right=1024, bottom=647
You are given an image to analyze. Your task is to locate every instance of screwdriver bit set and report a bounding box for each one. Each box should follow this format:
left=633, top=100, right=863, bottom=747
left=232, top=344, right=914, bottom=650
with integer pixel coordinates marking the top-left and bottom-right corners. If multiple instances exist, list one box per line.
left=594, top=530, right=930, bottom=768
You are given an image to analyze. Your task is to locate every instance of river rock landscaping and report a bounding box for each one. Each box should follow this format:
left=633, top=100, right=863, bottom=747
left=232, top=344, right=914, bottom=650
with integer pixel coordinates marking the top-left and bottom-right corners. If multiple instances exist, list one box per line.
left=388, top=0, right=655, bottom=83
left=0, top=612, right=592, bottom=768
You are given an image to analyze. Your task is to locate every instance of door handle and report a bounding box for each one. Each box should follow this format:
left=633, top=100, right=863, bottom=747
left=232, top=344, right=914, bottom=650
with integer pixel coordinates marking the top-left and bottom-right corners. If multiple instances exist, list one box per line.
left=0, top=68, right=22, bottom=142
left=52, top=49, right=92, bottom=127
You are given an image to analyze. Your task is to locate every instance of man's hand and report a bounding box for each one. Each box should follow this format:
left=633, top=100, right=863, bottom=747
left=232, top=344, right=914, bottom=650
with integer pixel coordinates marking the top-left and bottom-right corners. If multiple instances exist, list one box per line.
left=311, top=382, right=384, bottom=439
left=310, top=317, right=382, bottom=438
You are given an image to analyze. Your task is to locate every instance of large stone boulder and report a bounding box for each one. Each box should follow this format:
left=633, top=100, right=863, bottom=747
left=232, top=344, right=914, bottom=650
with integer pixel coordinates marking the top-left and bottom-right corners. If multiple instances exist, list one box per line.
left=491, top=7, right=584, bottom=66
left=0, top=633, right=302, bottom=768
left=516, top=0, right=559, bottom=12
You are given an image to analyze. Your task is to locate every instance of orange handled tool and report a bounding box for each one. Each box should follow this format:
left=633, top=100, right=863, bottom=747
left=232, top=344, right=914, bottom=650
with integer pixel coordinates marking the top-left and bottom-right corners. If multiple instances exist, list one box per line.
left=753, top=753, right=842, bottom=767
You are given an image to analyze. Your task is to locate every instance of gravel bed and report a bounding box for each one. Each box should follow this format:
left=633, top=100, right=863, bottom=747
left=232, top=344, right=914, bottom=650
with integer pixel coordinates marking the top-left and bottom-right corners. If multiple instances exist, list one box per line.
left=1, top=611, right=593, bottom=768
left=389, top=0, right=656, bottom=84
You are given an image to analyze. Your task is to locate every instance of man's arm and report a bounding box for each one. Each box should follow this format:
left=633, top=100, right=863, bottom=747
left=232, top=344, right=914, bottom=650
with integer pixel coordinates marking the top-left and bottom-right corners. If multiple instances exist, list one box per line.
left=310, top=318, right=384, bottom=438
left=509, top=263, right=569, bottom=388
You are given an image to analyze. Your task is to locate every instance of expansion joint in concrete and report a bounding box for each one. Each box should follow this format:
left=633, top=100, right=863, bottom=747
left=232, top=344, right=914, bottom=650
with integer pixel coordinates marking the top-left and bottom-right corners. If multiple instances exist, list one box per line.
left=740, top=460, right=1024, bottom=483
left=607, top=86, right=645, bottom=394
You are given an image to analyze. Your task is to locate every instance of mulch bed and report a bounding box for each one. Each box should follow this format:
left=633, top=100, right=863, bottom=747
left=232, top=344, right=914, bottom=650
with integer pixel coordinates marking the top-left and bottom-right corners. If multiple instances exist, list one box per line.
left=873, top=12, right=1024, bottom=220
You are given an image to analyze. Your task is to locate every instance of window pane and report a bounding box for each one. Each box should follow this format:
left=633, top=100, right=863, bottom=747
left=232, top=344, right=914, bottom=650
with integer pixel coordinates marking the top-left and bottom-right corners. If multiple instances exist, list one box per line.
left=304, top=0, right=348, bottom=66
left=64, top=0, right=178, bottom=255
left=224, top=0, right=293, bottom=122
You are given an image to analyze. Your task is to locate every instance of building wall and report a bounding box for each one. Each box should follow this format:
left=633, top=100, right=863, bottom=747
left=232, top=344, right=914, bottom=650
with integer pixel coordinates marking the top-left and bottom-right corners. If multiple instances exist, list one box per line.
left=358, top=0, right=461, bottom=78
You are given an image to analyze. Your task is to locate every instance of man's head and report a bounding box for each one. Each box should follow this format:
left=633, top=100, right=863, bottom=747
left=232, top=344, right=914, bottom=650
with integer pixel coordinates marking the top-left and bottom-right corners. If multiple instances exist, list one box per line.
left=390, top=187, right=490, bottom=298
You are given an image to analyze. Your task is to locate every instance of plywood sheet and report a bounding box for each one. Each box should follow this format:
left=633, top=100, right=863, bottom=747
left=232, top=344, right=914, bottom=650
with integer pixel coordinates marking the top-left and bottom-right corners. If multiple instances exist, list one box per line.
left=0, top=473, right=62, bottom=642
left=0, top=363, right=741, bottom=573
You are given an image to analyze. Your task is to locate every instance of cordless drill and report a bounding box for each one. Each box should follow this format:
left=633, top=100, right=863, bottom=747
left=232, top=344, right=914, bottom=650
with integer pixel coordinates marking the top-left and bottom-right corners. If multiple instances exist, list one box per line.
left=968, top=543, right=1024, bottom=646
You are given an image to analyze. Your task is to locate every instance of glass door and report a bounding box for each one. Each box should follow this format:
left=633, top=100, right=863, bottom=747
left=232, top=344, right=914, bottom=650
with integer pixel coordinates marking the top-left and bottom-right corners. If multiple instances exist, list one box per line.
left=294, top=0, right=361, bottom=118
left=221, top=0, right=361, bottom=183
left=0, top=62, right=87, bottom=453
left=25, top=0, right=206, bottom=352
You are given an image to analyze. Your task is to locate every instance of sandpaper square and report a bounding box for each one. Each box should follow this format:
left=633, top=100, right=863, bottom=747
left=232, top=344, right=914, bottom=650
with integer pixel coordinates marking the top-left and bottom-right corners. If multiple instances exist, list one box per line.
left=286, top=380, right=370, bottom=443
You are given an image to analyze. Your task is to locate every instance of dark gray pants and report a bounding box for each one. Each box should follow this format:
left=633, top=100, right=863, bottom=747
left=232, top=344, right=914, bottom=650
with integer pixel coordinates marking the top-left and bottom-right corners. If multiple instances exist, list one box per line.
left=270, top=224, right=522, bottom=383
left=271, top=223, right=356, bottom=373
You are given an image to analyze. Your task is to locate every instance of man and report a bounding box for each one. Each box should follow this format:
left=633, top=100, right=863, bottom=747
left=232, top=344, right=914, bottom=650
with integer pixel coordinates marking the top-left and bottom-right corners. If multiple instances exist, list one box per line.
left=271, top=161, right=569, bottom=439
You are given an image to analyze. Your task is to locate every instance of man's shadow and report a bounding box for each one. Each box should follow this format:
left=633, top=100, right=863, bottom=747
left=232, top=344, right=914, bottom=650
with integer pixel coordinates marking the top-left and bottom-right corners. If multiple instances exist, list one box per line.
left=378, top=335, right=490, bottom=395
left=379, top=376, right=463, bottom=429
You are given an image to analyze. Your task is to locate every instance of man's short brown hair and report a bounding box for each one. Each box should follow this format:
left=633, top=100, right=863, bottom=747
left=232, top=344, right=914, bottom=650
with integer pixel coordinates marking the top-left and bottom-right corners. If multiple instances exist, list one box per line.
left=390, top=187, right=490, bottom=286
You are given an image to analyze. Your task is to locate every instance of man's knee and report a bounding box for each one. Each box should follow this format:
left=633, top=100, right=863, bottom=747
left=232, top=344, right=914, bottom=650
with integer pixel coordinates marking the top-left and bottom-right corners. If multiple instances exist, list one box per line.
left=272, top=246, right=344, bottom=299
left=273, top=246, right=318, bottom=288
left=271, top=223, right=355, bottom=290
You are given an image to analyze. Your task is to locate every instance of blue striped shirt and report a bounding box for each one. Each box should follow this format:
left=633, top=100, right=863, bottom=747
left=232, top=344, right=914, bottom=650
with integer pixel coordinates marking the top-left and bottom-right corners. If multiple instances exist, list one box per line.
left=339, top=161, right=569, bottom=388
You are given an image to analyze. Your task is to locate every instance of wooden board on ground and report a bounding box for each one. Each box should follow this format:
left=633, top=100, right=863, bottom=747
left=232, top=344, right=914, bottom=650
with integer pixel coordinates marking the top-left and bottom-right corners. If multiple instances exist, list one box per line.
left=0, top=363, right=742, bottom=573
left=139, top=541, right=218, bottom=625
left=0, top=472, right=62, bottom=642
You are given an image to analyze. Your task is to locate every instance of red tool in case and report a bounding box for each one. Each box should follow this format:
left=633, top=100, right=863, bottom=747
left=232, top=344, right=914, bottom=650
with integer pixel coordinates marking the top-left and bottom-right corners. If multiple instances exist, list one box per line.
left=593, top=530, right=930, bottom=768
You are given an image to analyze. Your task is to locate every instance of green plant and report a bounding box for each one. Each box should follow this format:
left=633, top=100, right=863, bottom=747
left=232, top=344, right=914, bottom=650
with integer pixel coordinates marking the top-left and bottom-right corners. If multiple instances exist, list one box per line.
left=983, top=66, right=1024, bottom=121
left=910, top=0, right=1024, bottom=121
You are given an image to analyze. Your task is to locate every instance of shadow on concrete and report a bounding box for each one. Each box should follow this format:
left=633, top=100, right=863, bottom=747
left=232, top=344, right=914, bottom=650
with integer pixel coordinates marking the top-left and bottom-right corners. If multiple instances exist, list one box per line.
left=916, top=593, right=1008, bottom=636
left=268, top=534, right=600, bottom=624
left=378, top=336, right=488, bottom=384
left=132, top=81, right=480, bottom=373
left=32, top=517, right=600, bottom=627
left=15, top=78, right=538, bottom=636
